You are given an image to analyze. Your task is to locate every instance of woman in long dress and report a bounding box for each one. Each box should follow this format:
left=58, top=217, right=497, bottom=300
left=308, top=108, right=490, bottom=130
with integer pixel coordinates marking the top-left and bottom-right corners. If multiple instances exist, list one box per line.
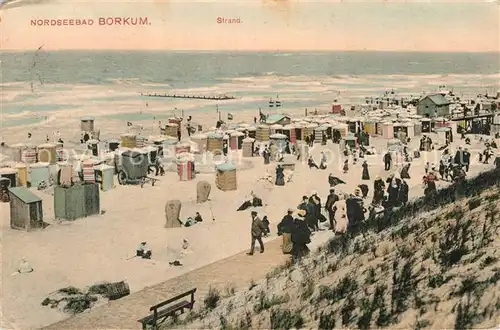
left=291, top=210, right=312, bottom=260
left=400, top=163, right=411, bottom=179
left=333, top=195, right=348, bottom=234
left=361, top=160, right=370, bottom=180
left=277, top=209, right=295, bottom=254
left=275, top=165, right=285, bottom=186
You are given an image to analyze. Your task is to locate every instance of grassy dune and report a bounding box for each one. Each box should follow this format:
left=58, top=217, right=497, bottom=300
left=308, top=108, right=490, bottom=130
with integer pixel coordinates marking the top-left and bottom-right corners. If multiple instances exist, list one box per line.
left=163, top=168, right=500, bottom=329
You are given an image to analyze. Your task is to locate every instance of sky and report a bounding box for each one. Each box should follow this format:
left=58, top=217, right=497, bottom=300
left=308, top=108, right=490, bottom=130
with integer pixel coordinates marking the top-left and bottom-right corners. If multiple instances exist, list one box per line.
left=0, top=0, right=499, bottom=51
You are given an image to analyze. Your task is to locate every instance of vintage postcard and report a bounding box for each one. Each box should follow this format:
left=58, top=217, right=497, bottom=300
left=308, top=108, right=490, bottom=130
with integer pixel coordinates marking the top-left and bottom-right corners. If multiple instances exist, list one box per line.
left=0, top=0, right=499, bottom=329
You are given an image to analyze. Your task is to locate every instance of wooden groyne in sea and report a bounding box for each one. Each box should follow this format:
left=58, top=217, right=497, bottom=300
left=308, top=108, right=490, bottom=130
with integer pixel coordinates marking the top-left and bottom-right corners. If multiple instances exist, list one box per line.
left=141, top=93, right=236, bottom=100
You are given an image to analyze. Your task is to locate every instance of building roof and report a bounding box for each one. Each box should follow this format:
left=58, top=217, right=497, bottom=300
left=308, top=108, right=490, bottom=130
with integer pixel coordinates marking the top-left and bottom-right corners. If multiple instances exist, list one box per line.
left=265, top=114, right=290, bottom=125
left=420, top=94, right=450, bottom=106
left=8, top=187, right=42, bottom=204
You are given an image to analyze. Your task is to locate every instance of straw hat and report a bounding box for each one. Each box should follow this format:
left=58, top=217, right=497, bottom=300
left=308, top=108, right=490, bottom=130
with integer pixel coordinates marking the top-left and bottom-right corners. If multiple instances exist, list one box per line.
left=311, top=190, right=317, bottom=196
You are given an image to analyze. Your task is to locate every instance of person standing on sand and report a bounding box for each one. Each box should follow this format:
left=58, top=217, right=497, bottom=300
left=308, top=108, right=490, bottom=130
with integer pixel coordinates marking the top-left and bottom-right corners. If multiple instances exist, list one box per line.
left=277, top=209, right=295, bottom=254
left=384, top=152, right=392, bottom=171
left=263, top=147, right=271, bottom=164
left=325, top=188, right=339, bottom=230
left=333, top=195, right=348, bottom=234
left=361, top=160, right=370, bottom=180
left=343, top=159, right=349, bottom=173
left=290, top=210, right=311, bottom=260
left=247, top=211, right=266, bottom=256
left=372, top=176, right=385, bottom=206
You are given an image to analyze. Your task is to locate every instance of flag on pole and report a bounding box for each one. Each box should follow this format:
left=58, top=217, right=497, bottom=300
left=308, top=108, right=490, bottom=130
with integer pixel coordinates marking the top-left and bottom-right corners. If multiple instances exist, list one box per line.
left=269, top=98, right=274, bottom=108
left=275, top=94, right=281, bottom=107
left=227, top=113, right=233, bottom=120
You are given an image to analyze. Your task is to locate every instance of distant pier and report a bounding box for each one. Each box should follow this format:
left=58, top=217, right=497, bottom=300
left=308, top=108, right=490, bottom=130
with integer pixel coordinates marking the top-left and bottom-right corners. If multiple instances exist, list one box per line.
left=141, top=92, right=236, bottom=100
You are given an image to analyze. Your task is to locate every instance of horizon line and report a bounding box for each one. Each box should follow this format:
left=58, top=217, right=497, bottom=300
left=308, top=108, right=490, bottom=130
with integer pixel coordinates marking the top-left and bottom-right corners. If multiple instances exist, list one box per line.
left=1, top=49, right=499, bottom=53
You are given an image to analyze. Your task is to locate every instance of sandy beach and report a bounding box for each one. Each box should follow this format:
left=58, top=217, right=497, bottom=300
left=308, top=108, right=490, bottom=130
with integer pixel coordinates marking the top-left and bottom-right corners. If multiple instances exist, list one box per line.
left=0, top=103, right=497, bottom=329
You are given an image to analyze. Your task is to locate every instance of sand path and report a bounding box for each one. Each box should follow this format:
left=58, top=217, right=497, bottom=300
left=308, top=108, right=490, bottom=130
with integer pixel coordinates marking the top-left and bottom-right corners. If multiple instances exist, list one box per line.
left=42, top=238, right=289, bottom=330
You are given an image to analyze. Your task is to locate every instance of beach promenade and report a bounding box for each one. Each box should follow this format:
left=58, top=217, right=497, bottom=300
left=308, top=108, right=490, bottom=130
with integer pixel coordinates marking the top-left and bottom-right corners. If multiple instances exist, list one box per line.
left=43, top=238, right=288, bottom=329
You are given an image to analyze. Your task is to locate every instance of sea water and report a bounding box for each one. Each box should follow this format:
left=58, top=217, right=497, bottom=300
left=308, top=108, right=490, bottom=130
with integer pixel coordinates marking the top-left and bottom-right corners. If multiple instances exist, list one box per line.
left=1, top=51, right=498, bottom=127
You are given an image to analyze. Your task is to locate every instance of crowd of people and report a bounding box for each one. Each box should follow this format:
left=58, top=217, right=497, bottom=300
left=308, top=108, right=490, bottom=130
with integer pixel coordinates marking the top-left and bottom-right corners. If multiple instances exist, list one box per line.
left=242, top=123, right=500, bottom=262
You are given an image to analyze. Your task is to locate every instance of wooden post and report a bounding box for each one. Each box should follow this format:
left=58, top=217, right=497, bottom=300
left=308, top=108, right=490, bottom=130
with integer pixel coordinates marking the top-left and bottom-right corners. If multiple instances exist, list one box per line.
left=152, top=308, right=158, bottom=330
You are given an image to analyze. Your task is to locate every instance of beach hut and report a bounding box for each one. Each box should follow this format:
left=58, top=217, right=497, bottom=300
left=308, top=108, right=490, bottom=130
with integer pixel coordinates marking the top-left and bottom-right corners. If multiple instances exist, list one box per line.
left=303, top=123, right=317, bottom=140
left=321, top=123, right=333, bottom=139
left=247, top=126, right=257, bottom=139
left=54, top=182, right=100, bottom=221
left=215, top=163, right=237, bottom=191
left=21, top=144, right=37, bottom=164
left=270, top=124, right=284, bottom=135
left=0, top=167, right=17, bottom=188
left=136, top=135, right=146, bottom=148
left=37, top=143, right=57, bottom=164
left=333, top=123, right=349, bottom=138
left=82, top=159, right=97, bottom=183
left=29, top=162, right=50, bottom=187
left=56, top=162, right=73, bottom=186
left=347, top=118, right=362, bottom=134
left=282, top=124, right=296, bottom=143
left=80, top=117, right=95, bottom=132
left=393, top=122, right=403, bottom=138
left=242, top=137, right=255, bottom=157
left=491, top=115, right=500, bottom=135
left=8, top=187, right=43, bottom=231
left=190, top=133, right=208, bottom=154
left=230, top=131, right=245, bottom=150
left=413, top=121, right=422, bottom=136
left=174, top=142, right=191, bottom=155
left=256, top=124, right=270, bottom=142
left=176, top=154, right=195, bottom=181
left=10, top=143, right=26, bottom=162
left=87, top=139, right=99, bottom=157
left=94, top=164, right=115, bottom=191
left=381, top=122, right=394, bottom=139
left=162, top=137, right=179, bottom=157
left=207, top=132, right=224, bottom=155
left=165, top=123, right=179, bottom=138
left=120, top=133, right=137, bottom=148
left=15, top=164, right=28, bottom=186
left=435, top=127, right=453, bottom=145
left=314, top=126, right=327, bottom=143
left=332, top=102, right=342, bottom=114
left=421, top=118, right=432, bottom=133
left=343, top=135, right=358, bottom=149
left=363, top=119, right=377, bottom=135
left=403, top=122, right=415, bottom=140
left=107, top=139, right=120, bottom=152
left=270, top=133, right=287, bottom=151
left=293, top=123, right=303, bottom=141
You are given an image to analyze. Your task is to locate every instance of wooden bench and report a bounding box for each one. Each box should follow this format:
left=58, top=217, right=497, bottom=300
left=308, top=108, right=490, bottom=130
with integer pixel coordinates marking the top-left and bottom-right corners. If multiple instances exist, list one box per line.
left=137, top=288, right=196, bottom=329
